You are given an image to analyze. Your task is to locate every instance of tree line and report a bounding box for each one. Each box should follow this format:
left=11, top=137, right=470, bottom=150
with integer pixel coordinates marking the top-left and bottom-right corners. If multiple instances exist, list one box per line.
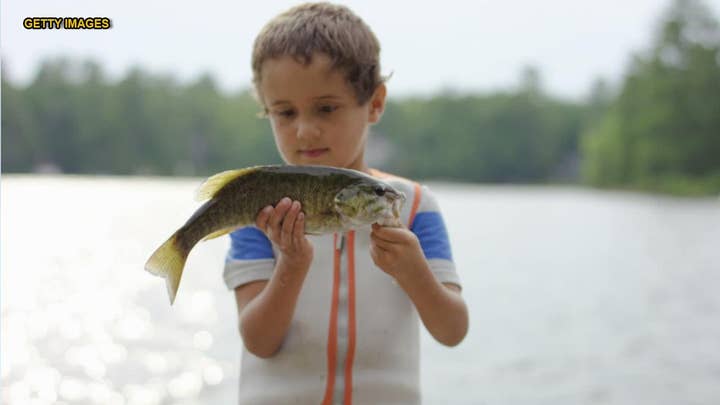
left=3, top=0, right=719, bottom=195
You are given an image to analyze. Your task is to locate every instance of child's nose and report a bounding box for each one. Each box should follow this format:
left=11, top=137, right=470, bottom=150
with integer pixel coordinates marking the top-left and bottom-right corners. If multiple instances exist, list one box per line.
left=296, top=119, right=321, bottom=140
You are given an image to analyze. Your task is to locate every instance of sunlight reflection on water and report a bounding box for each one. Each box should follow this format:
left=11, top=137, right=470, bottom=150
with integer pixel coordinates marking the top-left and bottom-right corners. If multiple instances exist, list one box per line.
left=2, top=176, right=235, bottom=405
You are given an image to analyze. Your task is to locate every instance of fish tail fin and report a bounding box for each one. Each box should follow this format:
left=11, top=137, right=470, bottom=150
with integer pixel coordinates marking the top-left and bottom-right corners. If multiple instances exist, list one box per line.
left=144, top=234, right=189, bottom=305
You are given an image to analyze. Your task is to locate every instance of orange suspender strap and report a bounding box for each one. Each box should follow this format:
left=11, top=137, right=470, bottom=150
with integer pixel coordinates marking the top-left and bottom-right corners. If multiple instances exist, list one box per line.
left=408, top=182, right=422, bottom=229
left=322, top=232, right=358, bottom=404
left=343, top=231, right=357, bottom=404
left=321, top=233, right=341, bottom=405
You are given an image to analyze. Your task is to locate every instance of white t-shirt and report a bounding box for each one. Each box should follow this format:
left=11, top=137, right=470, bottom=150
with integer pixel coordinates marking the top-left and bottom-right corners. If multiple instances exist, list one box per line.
left=223, top=170, right=460, bottom=404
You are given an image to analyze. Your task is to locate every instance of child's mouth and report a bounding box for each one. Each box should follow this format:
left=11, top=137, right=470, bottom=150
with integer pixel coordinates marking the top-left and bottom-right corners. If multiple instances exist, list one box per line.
left=300, top=148, right=329, bottom=158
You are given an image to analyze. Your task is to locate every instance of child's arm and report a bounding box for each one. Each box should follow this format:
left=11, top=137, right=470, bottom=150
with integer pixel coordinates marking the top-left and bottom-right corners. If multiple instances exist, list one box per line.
left=234, top=197, right=314, bottom=358
left=370, top=224, right=468, bottom=346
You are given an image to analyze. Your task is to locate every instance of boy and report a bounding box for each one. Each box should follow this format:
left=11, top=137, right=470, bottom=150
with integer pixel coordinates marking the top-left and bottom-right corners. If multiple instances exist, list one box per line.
left=223, top=3, right=468, bottom=403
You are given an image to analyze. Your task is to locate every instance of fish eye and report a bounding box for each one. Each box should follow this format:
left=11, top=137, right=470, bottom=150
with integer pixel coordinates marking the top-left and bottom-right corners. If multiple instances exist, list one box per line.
left=374, top=186, right=385, bottom=196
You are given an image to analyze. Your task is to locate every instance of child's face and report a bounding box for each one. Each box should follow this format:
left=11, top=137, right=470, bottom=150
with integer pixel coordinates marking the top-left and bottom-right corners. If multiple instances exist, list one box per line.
left=258, top=53, right=385, bottom=172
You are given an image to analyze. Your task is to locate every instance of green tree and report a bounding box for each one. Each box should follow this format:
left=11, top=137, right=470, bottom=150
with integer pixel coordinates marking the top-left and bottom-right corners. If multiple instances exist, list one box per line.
left=582, top=0, right=720, bottom=194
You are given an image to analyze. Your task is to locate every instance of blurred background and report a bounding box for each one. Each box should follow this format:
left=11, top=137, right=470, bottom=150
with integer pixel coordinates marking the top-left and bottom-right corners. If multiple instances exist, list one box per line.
left=2, top=0, right=719, bottom=404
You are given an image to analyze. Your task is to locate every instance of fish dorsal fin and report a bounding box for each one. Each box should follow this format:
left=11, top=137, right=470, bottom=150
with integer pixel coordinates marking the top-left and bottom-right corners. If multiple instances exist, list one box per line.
left=196, top=167, right=259, bottom=201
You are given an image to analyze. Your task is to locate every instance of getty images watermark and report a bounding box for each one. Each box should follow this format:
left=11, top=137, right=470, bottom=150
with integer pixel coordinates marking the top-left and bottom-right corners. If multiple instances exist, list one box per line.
left=23, top=17, right=112, bottom=30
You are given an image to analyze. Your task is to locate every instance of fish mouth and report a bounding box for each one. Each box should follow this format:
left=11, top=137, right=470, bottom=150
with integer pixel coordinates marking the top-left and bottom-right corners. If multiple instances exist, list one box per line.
left=375, top=194, right=404, bottom=227
left=384, top=189, right=405, bottom=202
left=385, top=190, right=405, bottom=219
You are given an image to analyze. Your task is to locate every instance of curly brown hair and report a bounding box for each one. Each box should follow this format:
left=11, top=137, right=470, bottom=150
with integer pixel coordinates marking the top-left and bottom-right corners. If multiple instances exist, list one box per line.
left=251, top=2, right=386, bottom=105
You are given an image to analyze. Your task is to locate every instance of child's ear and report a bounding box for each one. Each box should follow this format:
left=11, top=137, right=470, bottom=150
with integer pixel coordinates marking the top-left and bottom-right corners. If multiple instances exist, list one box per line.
left=368, top=83, right=387, bottom=124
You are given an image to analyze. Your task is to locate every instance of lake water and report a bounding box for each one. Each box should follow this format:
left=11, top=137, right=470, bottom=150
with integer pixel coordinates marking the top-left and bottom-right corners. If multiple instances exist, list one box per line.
left=2, top=176, right=719, bottom=405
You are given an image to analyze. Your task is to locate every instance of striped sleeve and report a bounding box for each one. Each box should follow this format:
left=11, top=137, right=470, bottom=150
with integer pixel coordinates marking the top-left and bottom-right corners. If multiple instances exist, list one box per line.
left=410, top=185, right=461, bottom=287
left=223, top=226, right=275, bottom=290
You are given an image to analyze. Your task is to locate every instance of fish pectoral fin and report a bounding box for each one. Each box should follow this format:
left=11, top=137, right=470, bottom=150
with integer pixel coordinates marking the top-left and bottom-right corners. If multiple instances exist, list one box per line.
left=202, top=227, right=238, bottom=241
left=195, top=167, right=260, bottom=201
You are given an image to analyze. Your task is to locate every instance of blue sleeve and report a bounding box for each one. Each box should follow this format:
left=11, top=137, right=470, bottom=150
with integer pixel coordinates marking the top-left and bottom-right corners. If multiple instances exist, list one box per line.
left=411, top=211, right=454, bottom=261
left=223, top=227, right=276, bottom=290
left=226, top=227, right=275, bottom=261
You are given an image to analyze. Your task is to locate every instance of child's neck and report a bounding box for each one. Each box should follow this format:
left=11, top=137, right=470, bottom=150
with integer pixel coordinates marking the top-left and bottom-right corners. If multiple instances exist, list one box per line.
left=345, top=154, right=370, bottom=175
left=346, top=161, right=371, bottom=175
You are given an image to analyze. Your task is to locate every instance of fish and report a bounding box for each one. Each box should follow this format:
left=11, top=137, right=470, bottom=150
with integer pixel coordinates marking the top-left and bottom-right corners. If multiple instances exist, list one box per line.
left=144, top=164, right=406, bottom=304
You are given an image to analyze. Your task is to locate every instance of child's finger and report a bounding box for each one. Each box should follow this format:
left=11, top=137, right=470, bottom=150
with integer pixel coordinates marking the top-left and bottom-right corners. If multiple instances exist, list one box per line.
left=256, top=206, right=273, bottom=233
left=369, top=244, right=378, bottom=261
left=281, top=201, right=300, bottom=246
left=294, top=212, right=305, bottom=244
left=371, top=227, right=398, bottom=244
left=370, top=236, right=393, bottom=252
left=374, top=225, right=410, bottom=243
left=369, top=243, right=387, bottom=262
left=269, top=197, right=292, bottom=234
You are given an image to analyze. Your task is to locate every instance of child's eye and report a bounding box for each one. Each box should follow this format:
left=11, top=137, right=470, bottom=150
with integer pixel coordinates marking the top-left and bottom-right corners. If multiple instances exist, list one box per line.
left=274, top=109, right=295, bottom=118
left=318, top=105, right=338, bottom=114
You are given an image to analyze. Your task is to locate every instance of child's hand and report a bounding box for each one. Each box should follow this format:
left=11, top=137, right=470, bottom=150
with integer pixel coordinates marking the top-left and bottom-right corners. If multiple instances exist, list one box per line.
left=370, top=223, right=426, bottom=282
left=256, top=197, right=314, bottom=268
